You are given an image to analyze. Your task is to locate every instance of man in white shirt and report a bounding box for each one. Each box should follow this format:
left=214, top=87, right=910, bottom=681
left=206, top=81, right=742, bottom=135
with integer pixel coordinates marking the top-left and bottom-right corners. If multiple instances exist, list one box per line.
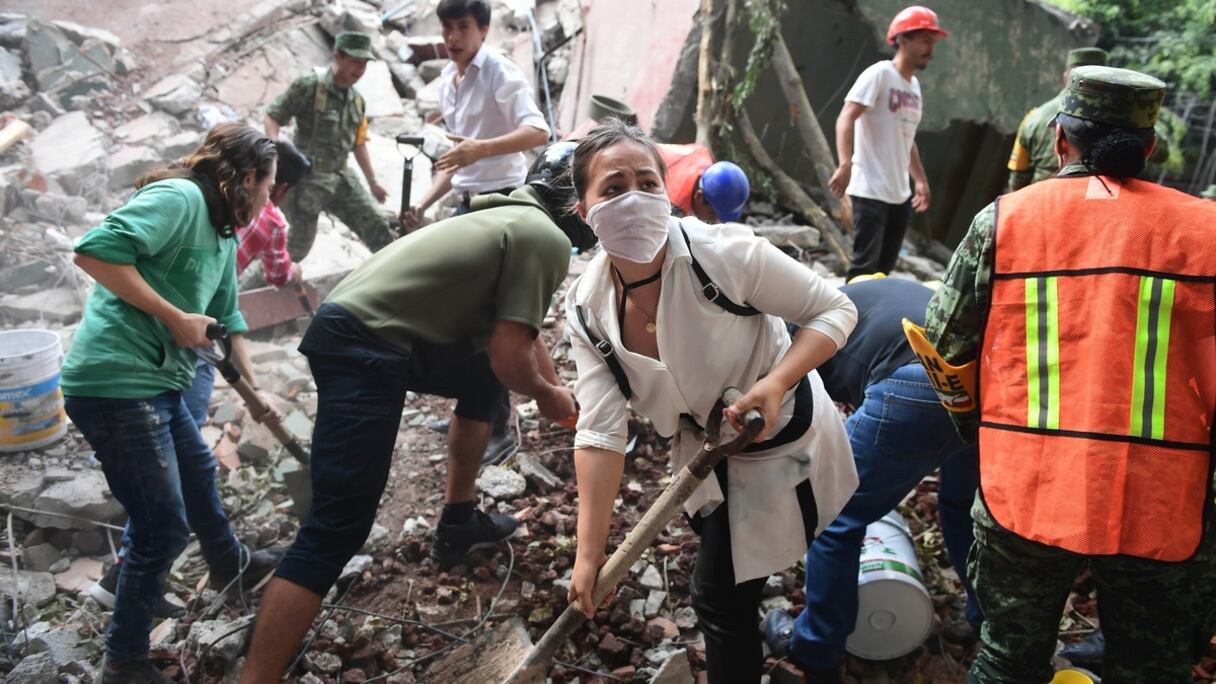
left=829, top=6, right=948, bottom=280
left=404, top=0, right=550, bottom=227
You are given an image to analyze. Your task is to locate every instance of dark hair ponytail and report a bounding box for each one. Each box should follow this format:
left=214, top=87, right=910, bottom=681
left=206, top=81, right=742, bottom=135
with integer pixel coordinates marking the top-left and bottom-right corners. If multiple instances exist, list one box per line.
left=1084, top=129, right=1148, bottom=178
left=1057, top=112, right=1154, bottom=180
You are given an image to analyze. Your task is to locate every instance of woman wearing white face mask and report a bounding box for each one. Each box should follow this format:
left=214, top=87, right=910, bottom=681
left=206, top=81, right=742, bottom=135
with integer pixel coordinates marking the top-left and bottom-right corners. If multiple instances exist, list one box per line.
left=564, top=119, right=860, bottom=684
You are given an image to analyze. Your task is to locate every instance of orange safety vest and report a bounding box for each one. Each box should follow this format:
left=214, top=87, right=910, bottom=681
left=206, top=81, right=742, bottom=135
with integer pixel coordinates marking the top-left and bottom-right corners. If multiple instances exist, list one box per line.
left=656, top=143, right=713, bottom=217
left=979, top=175, right=1216, bottom=561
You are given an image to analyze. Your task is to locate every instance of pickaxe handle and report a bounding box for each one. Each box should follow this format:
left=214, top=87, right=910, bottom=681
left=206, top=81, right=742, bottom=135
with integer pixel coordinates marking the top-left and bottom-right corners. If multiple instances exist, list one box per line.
left=199, top=324, right=311, bottom=466
left=501, top=388, right=763, bottom=684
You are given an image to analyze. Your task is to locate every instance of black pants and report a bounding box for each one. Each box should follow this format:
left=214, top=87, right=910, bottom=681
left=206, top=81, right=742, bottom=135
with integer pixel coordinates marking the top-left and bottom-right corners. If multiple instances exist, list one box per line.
left=846, top=195, right=912, bottom=279
left=275, top=304, right=506, bottom=596
left=690, top=462, right=818, bottom=684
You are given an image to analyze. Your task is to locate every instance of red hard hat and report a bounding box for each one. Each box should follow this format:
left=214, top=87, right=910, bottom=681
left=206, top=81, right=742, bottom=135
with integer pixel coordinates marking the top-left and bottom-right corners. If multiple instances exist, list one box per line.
left=887, top=6, right=949, bottom=45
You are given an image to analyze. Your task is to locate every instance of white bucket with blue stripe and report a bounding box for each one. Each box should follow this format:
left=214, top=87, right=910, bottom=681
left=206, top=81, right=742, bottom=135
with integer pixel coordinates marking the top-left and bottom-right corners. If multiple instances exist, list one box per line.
left=0, top=330, right=67, bottom=452
left=846, top=510, right=934, bottom=660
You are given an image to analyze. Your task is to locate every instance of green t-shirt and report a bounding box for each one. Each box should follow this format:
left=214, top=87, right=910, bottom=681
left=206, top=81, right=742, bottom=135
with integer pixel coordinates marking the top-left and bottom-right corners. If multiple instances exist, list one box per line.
left=61, top=178, right=248, bottom=399
left=327, top=186, right=571, bottom=351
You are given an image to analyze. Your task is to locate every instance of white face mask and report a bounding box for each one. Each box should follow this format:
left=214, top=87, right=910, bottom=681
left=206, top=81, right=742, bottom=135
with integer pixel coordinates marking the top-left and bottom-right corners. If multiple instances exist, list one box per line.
left=585, top=190, right=672, bottom=264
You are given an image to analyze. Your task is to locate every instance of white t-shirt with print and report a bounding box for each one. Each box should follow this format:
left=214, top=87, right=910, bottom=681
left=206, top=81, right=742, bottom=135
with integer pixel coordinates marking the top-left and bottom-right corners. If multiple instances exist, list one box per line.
left=844, top=61, right=923, bottom=205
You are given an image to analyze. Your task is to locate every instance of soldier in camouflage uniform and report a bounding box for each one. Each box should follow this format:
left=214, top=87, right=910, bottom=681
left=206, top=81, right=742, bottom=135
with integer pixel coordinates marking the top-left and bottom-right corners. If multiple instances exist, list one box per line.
left=265, top=32, right=395, bottom=261
left=1006, top=48, right=1109, bottom=191
left=925, top=66, right=1216, bottom=682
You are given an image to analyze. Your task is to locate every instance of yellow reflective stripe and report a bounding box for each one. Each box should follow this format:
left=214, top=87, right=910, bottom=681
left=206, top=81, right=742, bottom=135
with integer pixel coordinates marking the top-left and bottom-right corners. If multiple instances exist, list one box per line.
left=1025, top=278, right=1042, bottom=427
left=1044, top=277, right=1061, bottom=430
left=1130, top=276, right=1176, bottom=439
left=1150, top=279, right=1175, bottom=439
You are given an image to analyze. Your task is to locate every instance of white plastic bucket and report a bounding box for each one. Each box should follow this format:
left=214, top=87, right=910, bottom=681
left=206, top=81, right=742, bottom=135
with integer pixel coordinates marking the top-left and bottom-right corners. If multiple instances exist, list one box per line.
left=0, top=330, right=67, bottom=452
left=845, top=510, right=934, bottom=660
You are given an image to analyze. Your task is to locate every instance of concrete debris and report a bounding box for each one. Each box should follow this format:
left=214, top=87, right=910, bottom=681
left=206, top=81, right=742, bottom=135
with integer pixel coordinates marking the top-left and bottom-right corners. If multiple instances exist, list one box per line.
left=0, top=287, right=83, bottom=324
left=148, top=618, right=180, bottom=656
left=643, top=589, right=667, bottom=618
left=187, top=615, right=255, bottom=665
left=112, top=111, right=179, bottom=148
left=305, top=651, right=343, bottom=675
left=144, top=74, right=203, bottom=116
left=648, top=648, right=693, bottom=684
left=751, top=223, right=821, bottom=251
left=107, top=145, right=159, bottom=191
left=24, top=622, right=92, bottom=666
left=29, top=112, right=107, bottom=195
left=639, top=564, right=663, bottom=590
left=281, top=409, right=313, bottom=441
left=4, top=570, right=56, bottom=607
left=361, top=522, right=390, bottom=553
left=2, top=650, right=58, bottom=684
left=0, top=47, right=29, bottom=108
left=477, top=465, right=527, bottom=500
left=20, top=543, right=61, bottom=573
left=160, top=130, right=202, bottom=159
left=515, top=451, right=561, bottom=492
left=319, top=2, right=381, bottom=39
left=417, top=58, right=448, bottom=82
left=0, top=259, right=57, bottom=293
left=340, top=554, right=374, bottom=582
left=53, top=557, right=103, bottom=593
left=18, top=468, right=123, bottom=529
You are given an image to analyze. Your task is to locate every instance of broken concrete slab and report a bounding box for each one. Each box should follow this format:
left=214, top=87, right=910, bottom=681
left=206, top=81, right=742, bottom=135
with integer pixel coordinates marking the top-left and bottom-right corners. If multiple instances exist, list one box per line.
left=281, top=410, right=312, bottom=441
left=355, top=60, right=406, bottom=118
left=515, top=452, right=561, bottom=493
left=160, top=130, right=201, bottom=159
left=187, top=615, right=254, bottom=665
left=113, top=111, right=179, bottom=148
left=29, top=112, right=107, bottom=195
left=3, top=650, right=59, bottom=684
left=144, top=74, right=203, bottom=116
left=108, top=145, right=159, bottom=191
left=648, top=648, right=693, bottom=684
left=20, top=543, right=61, bottom=573
left=0, top=287, right=83, bottom=325
left=53, top=557, right=103, bottom=593
left=340, top=554, right=374, bottom=582
left=0, top=47, right=29, bottom=107
left=417, top=58, right=448, bottom=82
left=477, top=466, right=526, bottom=500
left=23, top=622, right=91, bottom=666
left=51, top=19, right=120, bottom=51
left=4, top=570, right=56, bottom=607
left=751, top=224, right=820, bottom=251
left=22, top=468, right=123, bottom=529
left=0, top=259, right=56, bottom=292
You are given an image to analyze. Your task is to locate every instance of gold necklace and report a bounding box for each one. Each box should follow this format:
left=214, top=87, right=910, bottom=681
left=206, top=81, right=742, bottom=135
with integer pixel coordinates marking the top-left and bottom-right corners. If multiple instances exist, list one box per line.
left=615, top=266, right=661, bottom=335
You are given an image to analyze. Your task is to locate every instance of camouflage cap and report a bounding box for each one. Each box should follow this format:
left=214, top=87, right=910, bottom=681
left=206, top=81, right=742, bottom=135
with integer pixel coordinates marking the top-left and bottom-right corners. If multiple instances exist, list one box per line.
left=1066, top=47, right=1108, bottom=68
left=1062, top=65, right=1165, bottom=129
left=334, top=32, right=374, bottom=61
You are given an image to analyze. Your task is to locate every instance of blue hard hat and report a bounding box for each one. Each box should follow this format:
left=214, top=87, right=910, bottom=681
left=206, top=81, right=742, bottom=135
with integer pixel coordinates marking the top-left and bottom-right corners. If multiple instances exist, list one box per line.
left=700, top=161, right=750, bottom=222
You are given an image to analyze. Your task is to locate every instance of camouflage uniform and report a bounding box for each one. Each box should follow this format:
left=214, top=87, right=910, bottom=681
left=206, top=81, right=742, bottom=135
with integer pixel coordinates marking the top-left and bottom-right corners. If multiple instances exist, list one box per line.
left=927, top=67, right=1215, bottom=683
left=266, top=42, right=394, bottom=261
left=1007, top=48, right=1109, bottom=191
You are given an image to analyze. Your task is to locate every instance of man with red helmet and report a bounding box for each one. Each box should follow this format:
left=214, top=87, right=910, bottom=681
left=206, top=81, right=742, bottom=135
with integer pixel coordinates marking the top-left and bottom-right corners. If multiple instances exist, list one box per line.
left=829, top=6, right=947, bottom=281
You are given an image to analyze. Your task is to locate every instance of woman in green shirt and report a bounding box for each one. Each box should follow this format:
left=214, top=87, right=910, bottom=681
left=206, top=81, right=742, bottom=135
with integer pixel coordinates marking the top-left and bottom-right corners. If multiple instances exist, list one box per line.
left=62, top=123, right=281, bottom=684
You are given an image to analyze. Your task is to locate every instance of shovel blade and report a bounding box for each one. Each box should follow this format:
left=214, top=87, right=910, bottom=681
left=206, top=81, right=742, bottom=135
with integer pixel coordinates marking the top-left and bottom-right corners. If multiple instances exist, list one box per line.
left=282, top=466, right=313, bottom=520
left=423, top=618, right=536, bottom=684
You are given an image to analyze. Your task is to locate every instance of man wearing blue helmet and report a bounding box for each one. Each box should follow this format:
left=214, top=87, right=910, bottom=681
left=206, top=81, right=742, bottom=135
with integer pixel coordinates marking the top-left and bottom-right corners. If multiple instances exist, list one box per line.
left=656, top=143, right=751, bottom=222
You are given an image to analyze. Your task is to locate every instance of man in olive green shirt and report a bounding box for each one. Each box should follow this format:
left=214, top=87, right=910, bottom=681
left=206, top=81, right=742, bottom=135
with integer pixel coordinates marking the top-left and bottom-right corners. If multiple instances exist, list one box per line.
left=265, top=32, right=395, bottom=260
left=240, top=146, right=593, bottom=682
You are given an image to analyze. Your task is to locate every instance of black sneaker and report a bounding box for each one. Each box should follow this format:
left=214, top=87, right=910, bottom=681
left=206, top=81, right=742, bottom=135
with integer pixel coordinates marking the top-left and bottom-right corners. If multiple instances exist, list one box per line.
left=763, top=608, right=795, bottom=659
left=87, top=563, right=186, bottom=619
left=208, top=544, right=284, bottom=599
left=96, top=656, right=171, bottom=684
left=482, top=430, right=519, bottom=466
left=431, top=509, right=518, bottom=569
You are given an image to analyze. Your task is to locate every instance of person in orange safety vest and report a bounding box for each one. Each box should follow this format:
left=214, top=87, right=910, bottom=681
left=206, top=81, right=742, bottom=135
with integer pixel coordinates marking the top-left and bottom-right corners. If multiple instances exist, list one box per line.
left=916, top=66, right=1216, bottom=682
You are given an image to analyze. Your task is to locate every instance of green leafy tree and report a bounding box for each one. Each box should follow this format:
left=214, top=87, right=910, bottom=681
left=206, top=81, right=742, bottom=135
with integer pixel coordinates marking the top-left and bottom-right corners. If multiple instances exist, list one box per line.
left=1045, top=0, right=1216, bottom=98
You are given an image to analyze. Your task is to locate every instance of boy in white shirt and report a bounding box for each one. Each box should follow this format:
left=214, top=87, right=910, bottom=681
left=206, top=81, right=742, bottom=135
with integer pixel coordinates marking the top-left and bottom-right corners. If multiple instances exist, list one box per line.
left=829, top=6, right=948, bottom=281
left=404, top=0, right=550, bottom=226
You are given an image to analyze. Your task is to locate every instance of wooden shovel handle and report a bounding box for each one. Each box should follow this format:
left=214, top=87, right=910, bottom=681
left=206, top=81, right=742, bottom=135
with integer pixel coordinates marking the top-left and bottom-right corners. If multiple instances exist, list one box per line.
left=504, top=388, right=764, bottom=682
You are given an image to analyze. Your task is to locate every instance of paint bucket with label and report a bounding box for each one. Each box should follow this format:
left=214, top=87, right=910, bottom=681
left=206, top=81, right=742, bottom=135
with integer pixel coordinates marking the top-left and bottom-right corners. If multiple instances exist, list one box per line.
left=0, top=330, right=67, bottom=452
left=845, top=510, right=934, bottom=660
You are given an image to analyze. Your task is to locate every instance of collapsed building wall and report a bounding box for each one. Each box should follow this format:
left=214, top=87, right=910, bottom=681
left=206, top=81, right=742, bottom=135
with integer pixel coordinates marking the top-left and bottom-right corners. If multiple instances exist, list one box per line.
left=647, top=0, right=1097, bottom=246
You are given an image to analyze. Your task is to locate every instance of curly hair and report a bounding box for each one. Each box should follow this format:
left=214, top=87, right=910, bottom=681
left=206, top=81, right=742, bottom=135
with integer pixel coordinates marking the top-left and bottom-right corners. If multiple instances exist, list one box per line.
left=136, top=123, right=277, bottom=237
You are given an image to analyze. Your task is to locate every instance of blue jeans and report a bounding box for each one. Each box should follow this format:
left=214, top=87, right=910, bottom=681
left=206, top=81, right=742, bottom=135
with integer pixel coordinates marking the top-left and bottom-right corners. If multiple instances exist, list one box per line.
left=116, top=360, right=214, bottom=557
left=790, top=364, right=981, bottom=669
left=65, top=391, right=240, bottom=663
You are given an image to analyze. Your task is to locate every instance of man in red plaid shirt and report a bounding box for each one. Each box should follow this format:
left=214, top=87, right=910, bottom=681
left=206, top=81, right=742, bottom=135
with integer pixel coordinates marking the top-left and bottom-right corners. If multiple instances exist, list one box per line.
left=236, top=140, right=311, bottom=288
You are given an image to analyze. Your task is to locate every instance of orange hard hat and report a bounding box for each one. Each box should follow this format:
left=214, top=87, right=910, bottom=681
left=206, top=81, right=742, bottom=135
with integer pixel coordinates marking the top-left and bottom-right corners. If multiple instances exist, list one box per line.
left=887, top=6, right=949, bottom=45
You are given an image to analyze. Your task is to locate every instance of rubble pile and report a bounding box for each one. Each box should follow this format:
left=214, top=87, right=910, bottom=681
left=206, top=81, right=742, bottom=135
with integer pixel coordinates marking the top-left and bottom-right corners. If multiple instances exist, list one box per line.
left=0, top=2, right=963, bottom=682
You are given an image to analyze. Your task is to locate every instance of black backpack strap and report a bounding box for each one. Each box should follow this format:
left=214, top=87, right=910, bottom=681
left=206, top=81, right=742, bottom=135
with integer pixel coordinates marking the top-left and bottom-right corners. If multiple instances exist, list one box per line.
left=575, top=304, right=633, bottom=401
left=680, top=226, right=761, bottom=316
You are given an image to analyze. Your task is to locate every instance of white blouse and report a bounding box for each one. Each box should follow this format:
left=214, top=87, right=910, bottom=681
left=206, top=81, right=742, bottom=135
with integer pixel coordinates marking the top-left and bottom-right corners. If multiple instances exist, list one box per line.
left=566, top=216, right=860, bottom=582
